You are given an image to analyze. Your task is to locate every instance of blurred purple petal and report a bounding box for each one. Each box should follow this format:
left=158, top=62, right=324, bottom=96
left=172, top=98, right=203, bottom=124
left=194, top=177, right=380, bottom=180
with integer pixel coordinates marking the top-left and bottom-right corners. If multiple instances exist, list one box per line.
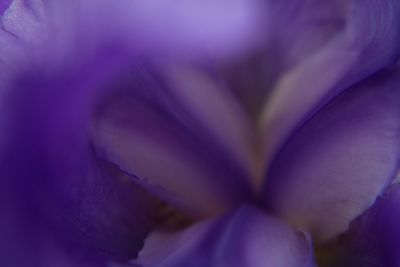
left=91, top=64, right=253, bottom=217
left=260, top=0, right=400, bottom=165
left=263, top=69, right=400, bottom=242
left=2, top=0, right=47, bottom=44
left=135, top=205, right=315, bottom=267
left=0, top=42, right=156, bottom=266
left=45, top=0, right=265, bottom=60
left=0, top=0, right=11, bottom=13
left=0, top=0, right=268, bottom=265
left=117, top=0, right=266, bottom=58
left=0, top=0, right=46, bottom=89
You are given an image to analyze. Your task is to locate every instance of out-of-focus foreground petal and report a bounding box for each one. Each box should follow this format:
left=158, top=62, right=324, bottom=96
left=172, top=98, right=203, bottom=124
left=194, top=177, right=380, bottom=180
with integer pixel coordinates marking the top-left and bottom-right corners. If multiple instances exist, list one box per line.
left=0, top=0, right=47, bottom=91
left=260, top=0, right=400, bottom=165
left=135, top=205, right=315, bottom=267
left=46, top=0, right=265, bottom=60
left=91, top=63, right=254, bottom=218
left=0, top=0, right=265, bottom=85
left=340, top=184, right=400, bottom=267
left=0, top=48, right=156, bottom=267
left=263, top=69, right=400, bottom=243
left=0, top=0, right=268, bottom=265
left=0, top=0, right=11, bottom=13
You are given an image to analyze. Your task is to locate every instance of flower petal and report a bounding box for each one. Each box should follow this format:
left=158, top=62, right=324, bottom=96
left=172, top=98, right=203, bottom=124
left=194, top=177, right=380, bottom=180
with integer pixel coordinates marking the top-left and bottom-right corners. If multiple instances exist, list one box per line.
left=1, top=0, right=47, bottom=44
left=263, top=69, right=400, bottom=242
left=341, top=184, right=400, bottom=267
left=119, top=0, right=266, bottom=58
left=260, top=0, right=400, bottom=165
left=91, top=64, right=254, bottom=217
left=135, top=205, right=315, bottom=267
left=0, top=46, right=155, bottom=267
left=0, top=0, right=47, bottom=90
left=0, top=0, right=265, bottom=265
left=161, top=64, right=257, bottom=183
left=224, top=0, right=346, bottom=115
left=0, top=0, right=11, bottom=14
left=46, top=0, right=265, bottom=59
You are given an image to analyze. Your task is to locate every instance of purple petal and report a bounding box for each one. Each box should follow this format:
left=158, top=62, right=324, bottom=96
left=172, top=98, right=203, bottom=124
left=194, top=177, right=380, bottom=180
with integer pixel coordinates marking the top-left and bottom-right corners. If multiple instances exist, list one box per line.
left=45, top=0, right=265, bottom=60
left=0, top=0, right=265, bottom=266
left=118, top=0, right=266, bottom=58
left=260, top=0, right=400, bottom=165
left=54, top=156, right=156, bottom=260
left=0, top=0, right=46, bottom=88
left=2, top=0, right=266, bottom=69
left=263, top=69, right=400, bottom=242
left=266, top=0, right=400, bottom=77
left=226, top=0, right=347, bottom=115
left=91, top=64, right=254, bottom=217
left=342, top=184, right=400, bottom=267
left=268, top=0, right=347, bottom=74
left=161, top=64, right=257, bottom=184
left=135, top=205, right=315, bottom=267
left=0, top=45, right=155, bottom=266
left=0, top=0, right=11, bottom=14
left=1, top=0, right=47, bottom=44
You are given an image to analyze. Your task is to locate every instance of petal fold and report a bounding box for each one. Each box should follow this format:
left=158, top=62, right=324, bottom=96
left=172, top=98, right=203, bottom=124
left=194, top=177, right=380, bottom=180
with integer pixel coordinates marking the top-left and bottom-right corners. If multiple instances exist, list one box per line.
left=135, top=205, right=315, bottom=267
left=260, top=0, right=400, bottom=165
left=263, top=69, right=400, bottom=242
left=0, top=46, right=154, bottom=266
left=91, top=64, right=253, bottom=217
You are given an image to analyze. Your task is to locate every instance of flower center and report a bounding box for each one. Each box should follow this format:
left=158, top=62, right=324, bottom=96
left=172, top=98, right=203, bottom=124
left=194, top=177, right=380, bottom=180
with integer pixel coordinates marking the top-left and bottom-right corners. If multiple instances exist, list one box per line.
left=153, top=199, right=196, bottom=231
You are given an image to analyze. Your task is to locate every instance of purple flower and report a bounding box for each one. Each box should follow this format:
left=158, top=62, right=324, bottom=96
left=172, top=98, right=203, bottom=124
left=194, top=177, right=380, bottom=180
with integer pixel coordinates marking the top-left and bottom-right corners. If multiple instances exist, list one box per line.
left=0, top=1, right=399, bottom=267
